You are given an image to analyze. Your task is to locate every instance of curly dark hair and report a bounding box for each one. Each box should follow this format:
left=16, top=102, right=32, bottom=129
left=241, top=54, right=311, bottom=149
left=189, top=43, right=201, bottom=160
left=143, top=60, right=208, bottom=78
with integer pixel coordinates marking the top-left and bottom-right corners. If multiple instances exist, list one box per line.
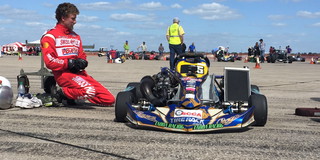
left=55, top=3, right=79, bottom=22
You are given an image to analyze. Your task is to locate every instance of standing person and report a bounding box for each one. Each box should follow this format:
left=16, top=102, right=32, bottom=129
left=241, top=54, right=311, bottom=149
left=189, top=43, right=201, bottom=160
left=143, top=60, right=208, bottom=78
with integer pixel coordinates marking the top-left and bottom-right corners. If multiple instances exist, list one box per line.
left=166, top=17, right=185, bottom=70
left=188, top=42, right=196, bottom=53
left=286, top=45, right=292, bottom=54
left=254, top=42, right=260, bottom=58
left=158, top=43, right=164, bottom=56
left=259, top=39, right=266, bottom=63
left=181, top=43, right=186, bottom=54
left=123, top=40, right=130, bottom=59
left=137, top=41, right=147, bottom=54
left=41, top=2, right=115, bottom=106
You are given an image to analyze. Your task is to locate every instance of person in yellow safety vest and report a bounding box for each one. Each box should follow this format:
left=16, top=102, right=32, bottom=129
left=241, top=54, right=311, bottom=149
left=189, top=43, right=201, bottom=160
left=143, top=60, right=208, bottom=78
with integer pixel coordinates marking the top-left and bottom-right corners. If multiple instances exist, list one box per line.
left=166, top=17, right=185, bottom=70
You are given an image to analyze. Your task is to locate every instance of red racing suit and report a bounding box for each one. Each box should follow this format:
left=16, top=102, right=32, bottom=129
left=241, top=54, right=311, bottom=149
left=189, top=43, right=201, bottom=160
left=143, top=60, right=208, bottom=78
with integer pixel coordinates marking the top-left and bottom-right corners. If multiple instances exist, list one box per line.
left=41, top=24, right=115, bottom=106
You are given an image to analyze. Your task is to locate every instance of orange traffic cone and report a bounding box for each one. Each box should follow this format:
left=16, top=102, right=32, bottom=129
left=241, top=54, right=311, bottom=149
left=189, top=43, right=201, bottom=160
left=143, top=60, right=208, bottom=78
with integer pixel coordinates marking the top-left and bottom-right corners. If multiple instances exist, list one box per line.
left=254, top=57, right=261, bottom=69
left=310, top=57, right=314, bottom=64
left=244, top=56, right=248, bottom=63
left=107, top=54, right=113, bottom=63
left=18, top=52, right=22, bottom=60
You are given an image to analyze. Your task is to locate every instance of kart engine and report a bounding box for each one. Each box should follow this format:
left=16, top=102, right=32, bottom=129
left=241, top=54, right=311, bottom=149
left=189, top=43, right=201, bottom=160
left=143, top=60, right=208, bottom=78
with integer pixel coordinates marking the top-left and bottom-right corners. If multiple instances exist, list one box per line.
left=153, top=69, right=178, bottom=99
left=140, top=68, right=179, bottom=107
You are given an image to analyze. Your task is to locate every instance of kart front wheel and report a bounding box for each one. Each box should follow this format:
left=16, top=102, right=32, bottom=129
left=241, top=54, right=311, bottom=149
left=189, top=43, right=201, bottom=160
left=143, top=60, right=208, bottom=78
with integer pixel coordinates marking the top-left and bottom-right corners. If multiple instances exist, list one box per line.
left=115, top=91, right=133, bottom=122
left=249, top=94, right=268, bottom=126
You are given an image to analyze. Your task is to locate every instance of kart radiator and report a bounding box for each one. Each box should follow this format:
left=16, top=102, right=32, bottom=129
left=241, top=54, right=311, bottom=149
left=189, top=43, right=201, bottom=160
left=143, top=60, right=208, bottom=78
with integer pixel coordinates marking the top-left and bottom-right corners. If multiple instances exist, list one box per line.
left=224, top=67, right=250, bottom=102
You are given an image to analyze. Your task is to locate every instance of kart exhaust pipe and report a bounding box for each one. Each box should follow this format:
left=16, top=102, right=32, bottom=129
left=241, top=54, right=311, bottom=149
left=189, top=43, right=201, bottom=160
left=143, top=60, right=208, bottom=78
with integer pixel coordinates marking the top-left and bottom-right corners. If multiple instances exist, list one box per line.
left=140, top=76, right=166, bottom=107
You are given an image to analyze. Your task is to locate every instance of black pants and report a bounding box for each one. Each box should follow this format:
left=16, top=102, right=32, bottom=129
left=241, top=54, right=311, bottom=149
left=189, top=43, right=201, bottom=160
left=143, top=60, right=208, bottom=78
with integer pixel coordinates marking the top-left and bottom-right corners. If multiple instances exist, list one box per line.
left=169, top=44, right=182, bottom=70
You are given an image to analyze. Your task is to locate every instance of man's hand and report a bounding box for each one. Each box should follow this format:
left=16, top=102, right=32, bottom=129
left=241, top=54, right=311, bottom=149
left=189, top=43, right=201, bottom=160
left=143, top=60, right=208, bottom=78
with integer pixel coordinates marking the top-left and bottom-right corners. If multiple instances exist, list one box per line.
left=77, top=58, right=88, bottom=69
left=68, top=59, right=88, bottom=73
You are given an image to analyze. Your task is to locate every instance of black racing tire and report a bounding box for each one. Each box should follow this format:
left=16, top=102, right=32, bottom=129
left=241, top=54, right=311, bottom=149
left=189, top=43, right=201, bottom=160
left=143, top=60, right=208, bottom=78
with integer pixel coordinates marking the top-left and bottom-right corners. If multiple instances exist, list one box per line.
left=271, top=55, right=276, bottom=63
left=17, top=75, right=30, bottom=94
left=115, top=91, right=133, bottom=122
left=251, top=85, right=260, bottom=94
left=266, top=56, right=271, bottom=63
left=44, top=76, right=56, bottom=94
left=249, top=94, right=268, bottom=126
left=288, top=56, right=293, bottom=63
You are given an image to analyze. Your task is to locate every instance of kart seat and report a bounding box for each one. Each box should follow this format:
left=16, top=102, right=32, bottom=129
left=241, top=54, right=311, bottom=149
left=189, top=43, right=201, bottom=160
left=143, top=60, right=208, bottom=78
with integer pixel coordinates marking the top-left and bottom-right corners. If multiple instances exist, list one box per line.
left=168, top=74, right=219, bottom=105
left=199, top=74, right=219, bottom=104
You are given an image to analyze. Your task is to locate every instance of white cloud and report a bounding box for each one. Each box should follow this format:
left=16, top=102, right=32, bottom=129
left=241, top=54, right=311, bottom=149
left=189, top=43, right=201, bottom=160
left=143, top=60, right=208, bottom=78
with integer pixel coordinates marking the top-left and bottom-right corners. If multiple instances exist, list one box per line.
left=77, top=15, right=99, bottom=22
left=0, top=19, right=13, bottom=24
left=281, top=0, right=302, bottom=2
left=138, top=1, right=165, bottom=10
left=182, top=2, right=241, bottom=20
left=272, top=22, right=287, bottom=27
left=127, top=22, right=166, bottom=29
left=110, top=13, right=154, bottom=22
left=0, top=5, right=43, bottom=20
left=42, top=3, right=55, bottom=8
left=74, top=23, right=102, bottom=30
left=312, top=22, right=320, bottom=27
left=115, top=31, right=131, bottom=36
left=25, top=22, right=46, bottom=26
left=297, top=11, right=320, bottom=18
left=268, top=15, right=288, bottom=21
left=105, top=28, right=116, bottom=32
left=171, top=3, right=182, bottom=9
left=89, top=25, right=102, bottom=29
left=237, top=0, right=264, bottom=1
left=78, top=2, right=113, bottom=10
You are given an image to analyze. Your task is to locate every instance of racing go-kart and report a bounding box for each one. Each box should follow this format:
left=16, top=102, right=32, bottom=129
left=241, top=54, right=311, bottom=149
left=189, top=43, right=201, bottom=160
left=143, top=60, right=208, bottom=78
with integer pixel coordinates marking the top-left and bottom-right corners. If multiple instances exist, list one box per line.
left=115, top=54, right=268, bottom=132
left=216, top=50, right=235, bottom=62
left=266, top=49, right=293, bottom=63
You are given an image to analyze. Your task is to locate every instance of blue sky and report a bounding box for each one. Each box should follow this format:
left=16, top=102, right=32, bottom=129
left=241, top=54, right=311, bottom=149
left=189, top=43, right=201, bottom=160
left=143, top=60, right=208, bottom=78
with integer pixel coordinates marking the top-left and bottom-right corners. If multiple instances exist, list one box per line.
left=0, top=0, right=319, bottom=53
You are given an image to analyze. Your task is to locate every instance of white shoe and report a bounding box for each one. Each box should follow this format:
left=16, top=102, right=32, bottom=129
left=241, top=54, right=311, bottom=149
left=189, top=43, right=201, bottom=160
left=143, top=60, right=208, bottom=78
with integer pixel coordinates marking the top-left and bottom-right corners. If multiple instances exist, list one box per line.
left=20, top=97, right=34, bottom=109
left=15, top=96, right=24, bottom=107
left=31, top=97, right=42, bottom=108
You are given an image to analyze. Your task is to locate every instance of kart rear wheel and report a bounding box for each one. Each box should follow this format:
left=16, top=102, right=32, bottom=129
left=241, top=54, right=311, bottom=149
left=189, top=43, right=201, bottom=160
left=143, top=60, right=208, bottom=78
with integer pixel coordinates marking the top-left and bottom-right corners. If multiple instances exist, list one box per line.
left=249, top=94, right=268, bottom=126
left=17, top=75, right=30, bottom=94
left=251, top=85, right=260, bottom=94
left=115, top=91, right=133, bottom=122
left=44, top=76, right=56, bottom=94
left=126, top=82, right=143, bottom=102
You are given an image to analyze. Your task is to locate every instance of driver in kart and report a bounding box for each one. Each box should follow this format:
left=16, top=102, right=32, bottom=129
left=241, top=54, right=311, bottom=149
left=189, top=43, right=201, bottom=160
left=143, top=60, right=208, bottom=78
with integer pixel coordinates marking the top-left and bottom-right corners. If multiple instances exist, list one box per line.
left=41, top=3, right=115, bottom=106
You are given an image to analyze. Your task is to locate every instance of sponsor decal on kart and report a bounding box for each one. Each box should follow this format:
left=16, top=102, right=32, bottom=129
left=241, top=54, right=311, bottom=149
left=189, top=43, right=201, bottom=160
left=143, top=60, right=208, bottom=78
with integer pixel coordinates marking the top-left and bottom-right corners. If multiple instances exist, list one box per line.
left=181, top=77, right=203, bottom=82
left=154, top=122, right=184, bottom=129
left=170, top=117, right=204, bottom=125
left=134, top=110, right=157, bottom=122
left=174, top=109, right=203, bottom=119
left=193, top=123, right=224, bottom=130
left=217, top=114, right=242, bottom=125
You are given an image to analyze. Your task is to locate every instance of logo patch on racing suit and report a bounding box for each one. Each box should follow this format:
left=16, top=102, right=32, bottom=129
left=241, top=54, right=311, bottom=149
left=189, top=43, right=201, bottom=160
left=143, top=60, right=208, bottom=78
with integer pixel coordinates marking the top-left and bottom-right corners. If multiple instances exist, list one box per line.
left=55, top=38, right=80, bottom=56
left=72, top=76, right=96, bottom=99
